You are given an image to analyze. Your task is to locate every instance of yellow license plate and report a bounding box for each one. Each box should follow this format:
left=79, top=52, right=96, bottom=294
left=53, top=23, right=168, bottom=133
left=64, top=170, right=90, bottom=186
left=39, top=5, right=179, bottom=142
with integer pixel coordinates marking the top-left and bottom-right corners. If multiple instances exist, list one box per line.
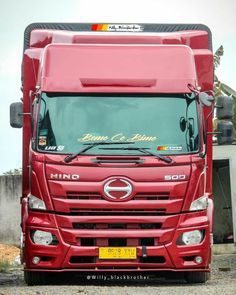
left=99, top=247, right=137, bottom=259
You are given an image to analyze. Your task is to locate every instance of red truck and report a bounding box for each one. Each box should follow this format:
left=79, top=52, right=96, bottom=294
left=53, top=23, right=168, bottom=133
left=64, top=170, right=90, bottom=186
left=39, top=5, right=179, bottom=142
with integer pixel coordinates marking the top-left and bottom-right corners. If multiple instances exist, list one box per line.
left=10, top=23, right=214, bottom=285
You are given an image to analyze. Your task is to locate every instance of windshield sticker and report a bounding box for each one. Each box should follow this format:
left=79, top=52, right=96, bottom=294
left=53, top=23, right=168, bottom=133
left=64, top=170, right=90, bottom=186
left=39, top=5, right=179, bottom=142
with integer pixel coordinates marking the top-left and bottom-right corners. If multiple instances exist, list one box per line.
left=38, top=136, right=47, bottom=146
left=78, top=133, right=157, bottom=143
left=91, top=24, right=144, bottom=32
left=157, top=145, right=183, bottom=151
left=44, top=145, right=65, bottom=151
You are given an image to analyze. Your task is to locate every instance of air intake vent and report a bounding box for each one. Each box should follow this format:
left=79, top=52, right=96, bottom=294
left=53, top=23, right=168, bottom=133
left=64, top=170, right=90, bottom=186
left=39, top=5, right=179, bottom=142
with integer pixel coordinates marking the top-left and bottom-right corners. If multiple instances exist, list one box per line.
left=140, top=223, right=162, bottom=229
left=140, top=238, right=155, bottom=246
left=67, top=192, right=102, bottom=200
left=73, top=223, right=95, bottom=229
left=140, top=256, right=166, bottom=263
left=69, top=211, right=166, bottom=216
left=134, top=193, right=170, bottom=200
left=109, top=238, right=127, bottom=247
left=72, top=223, right=162, bottom=230
left=80, top=238, right=95, bottom=246
left=70, top=256, right=95, bottom=264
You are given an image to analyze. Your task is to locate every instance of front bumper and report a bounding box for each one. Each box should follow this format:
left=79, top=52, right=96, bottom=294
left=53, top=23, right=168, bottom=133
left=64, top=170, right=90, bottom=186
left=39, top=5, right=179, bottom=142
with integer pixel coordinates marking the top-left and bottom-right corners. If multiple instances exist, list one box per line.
left=24, top=211, right=211, bottom=272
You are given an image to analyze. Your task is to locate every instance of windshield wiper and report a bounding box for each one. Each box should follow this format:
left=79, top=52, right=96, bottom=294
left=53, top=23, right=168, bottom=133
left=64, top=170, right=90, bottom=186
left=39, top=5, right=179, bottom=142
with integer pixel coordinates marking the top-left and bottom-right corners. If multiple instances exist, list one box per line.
left=64, top=141, right=134, bottom=163
left=100, top=147, right=173, bottom=164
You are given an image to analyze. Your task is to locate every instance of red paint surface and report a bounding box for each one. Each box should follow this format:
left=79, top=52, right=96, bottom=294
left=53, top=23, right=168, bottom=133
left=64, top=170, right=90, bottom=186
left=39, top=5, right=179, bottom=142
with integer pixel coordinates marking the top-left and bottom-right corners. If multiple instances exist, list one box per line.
left=40, top=44, right=196, bottom=93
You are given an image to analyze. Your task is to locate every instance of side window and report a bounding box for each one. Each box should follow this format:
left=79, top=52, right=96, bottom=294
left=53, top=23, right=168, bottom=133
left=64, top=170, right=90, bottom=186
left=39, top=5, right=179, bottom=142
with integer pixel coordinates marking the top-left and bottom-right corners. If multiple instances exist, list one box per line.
left=37, top=98, right=56, bottom=150
left=31, top=95, right=39, bottom=150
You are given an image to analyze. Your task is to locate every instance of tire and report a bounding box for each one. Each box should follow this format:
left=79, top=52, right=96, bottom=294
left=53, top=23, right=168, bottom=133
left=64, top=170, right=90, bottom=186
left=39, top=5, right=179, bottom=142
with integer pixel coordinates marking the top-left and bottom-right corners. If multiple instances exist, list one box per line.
left=186, top=271, right=209, bottom=284
left=24, top=271, right=48, bottom=286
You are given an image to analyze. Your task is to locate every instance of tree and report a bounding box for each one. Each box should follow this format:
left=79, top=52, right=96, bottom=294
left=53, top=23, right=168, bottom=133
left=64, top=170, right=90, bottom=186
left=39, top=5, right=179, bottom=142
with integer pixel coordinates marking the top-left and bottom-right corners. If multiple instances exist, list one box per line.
left=3, top=168, right=22, bottom=175
left=214, top=45, right=236, bottom=140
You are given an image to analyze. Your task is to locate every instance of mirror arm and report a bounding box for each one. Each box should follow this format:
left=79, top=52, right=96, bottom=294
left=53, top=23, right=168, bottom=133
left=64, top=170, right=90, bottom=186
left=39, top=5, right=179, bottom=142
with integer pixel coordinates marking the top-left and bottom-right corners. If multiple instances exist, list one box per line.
left=187, top=83, right=200, bottom=94
left=19, top=112, right=31, bottom=116
left=207, top=131, right=222, bottom=135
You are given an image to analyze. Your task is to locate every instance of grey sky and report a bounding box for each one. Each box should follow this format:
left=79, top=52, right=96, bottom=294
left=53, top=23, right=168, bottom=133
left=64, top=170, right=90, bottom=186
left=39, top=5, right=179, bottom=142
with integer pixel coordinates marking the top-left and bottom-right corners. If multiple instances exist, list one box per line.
left=0, top=0, right=235, bottom=174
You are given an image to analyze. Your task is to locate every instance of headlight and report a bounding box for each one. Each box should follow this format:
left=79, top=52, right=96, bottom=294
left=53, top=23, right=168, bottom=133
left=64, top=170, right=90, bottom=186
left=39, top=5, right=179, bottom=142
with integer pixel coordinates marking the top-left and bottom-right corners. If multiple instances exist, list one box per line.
left=190, top=195, right=208, bottom=211
left=32, top=230, right=53, bottom=245
left=179, top=230, right=204, bottom=246
left=28, top=195, right=46, bottom=210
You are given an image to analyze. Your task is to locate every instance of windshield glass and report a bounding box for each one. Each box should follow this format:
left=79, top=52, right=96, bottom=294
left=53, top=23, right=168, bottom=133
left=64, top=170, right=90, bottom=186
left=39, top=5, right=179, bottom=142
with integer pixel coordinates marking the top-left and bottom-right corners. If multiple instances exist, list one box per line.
left=36, top=93, right=199, bottom=155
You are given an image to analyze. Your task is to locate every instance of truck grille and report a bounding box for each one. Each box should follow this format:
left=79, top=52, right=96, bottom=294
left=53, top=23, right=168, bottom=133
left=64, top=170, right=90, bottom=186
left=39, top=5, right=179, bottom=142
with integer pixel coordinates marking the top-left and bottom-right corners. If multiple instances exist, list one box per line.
left=53, top=189, right=182, bottom=268
left=46, top=165, right=189, bottom=269
left=48, top=179, right=187, bottom=215
left=72, top=223, right=162, bottom=230
left=53, top=197, right=181, bottom=214
left=56, top=214, right=179, bottom=246
left=67, top=192, right=102, bottom=200
left=66, top=192, right=170, bottom=201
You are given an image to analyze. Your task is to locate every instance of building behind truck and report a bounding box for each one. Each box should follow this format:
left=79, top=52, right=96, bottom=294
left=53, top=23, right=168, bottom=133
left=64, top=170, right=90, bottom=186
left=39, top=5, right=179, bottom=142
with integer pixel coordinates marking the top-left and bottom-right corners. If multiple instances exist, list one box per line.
left=10, top=23, right=214, bottom=285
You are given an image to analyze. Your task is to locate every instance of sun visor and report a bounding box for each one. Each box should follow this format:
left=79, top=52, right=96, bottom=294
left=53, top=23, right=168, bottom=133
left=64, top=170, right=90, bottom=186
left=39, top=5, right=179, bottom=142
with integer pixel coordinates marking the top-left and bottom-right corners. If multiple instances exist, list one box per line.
left=40, top=44, right=197, bottom=93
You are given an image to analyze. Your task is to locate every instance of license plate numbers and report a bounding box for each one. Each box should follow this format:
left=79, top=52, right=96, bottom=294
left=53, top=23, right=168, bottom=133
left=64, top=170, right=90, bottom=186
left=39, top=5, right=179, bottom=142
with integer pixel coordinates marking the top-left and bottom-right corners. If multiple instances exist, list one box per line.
left=99, top=247, right=137, bottom=259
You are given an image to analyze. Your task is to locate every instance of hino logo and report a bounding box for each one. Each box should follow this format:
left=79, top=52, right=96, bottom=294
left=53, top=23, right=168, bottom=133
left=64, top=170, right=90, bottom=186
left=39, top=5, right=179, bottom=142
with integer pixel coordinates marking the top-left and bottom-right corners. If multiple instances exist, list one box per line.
left=104, top=178, right=133, bottom=201
left=48, top=174, right=80, bottom=180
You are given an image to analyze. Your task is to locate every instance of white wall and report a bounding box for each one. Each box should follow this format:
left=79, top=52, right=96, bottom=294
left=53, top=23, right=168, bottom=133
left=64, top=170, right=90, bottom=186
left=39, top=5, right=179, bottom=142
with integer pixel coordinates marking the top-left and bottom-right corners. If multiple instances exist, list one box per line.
left=213, top=145, right=236, bottom=243
left=0, top=175, right=21, bottom=245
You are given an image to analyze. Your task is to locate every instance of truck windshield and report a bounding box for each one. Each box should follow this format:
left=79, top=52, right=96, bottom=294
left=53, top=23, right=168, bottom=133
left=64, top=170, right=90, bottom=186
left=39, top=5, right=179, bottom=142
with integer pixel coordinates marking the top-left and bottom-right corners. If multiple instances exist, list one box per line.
left=36, top=93, right=199, bottom=155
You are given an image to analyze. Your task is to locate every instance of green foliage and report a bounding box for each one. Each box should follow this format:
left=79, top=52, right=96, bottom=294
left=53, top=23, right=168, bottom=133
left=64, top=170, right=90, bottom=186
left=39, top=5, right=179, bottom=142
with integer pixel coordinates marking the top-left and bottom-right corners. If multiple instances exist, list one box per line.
left=3, top=168, right=22, bottom=175
left=214, top=45, right=236, bottom=99
left=214, top=45, right=224, bottom=69
left=0, top=259, right=11, bottom=273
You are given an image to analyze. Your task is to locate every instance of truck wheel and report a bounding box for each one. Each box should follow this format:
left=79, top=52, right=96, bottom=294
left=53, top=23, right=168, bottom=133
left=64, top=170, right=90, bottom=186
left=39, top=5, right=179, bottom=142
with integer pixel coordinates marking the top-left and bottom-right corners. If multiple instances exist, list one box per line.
left=186, top=271, right=209, bottom=283
left=24, top=271, right=48, bottom=285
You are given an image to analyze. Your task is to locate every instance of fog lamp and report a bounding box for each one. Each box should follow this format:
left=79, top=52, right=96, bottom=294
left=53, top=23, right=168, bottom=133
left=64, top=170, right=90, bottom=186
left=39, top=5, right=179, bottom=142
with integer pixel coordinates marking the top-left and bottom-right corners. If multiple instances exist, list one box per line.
left=32, top=256, right=40, bottom=264
left=195, top=256, right=203, bottom=264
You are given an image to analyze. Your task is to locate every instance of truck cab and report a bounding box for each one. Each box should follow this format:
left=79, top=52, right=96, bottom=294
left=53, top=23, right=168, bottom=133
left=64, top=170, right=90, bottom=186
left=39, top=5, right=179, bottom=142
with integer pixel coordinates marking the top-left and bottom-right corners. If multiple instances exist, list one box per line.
left=10, top=23, right=214, bottom=285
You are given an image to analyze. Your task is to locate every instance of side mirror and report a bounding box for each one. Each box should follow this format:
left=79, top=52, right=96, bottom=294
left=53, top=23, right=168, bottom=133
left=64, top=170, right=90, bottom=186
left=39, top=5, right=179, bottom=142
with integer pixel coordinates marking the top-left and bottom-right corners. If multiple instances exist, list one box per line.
left=10, top=102, right=23, bottom=128
left=199, top=92, right=214, bottom=107
left=179, top=116, right=187, bottom=132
